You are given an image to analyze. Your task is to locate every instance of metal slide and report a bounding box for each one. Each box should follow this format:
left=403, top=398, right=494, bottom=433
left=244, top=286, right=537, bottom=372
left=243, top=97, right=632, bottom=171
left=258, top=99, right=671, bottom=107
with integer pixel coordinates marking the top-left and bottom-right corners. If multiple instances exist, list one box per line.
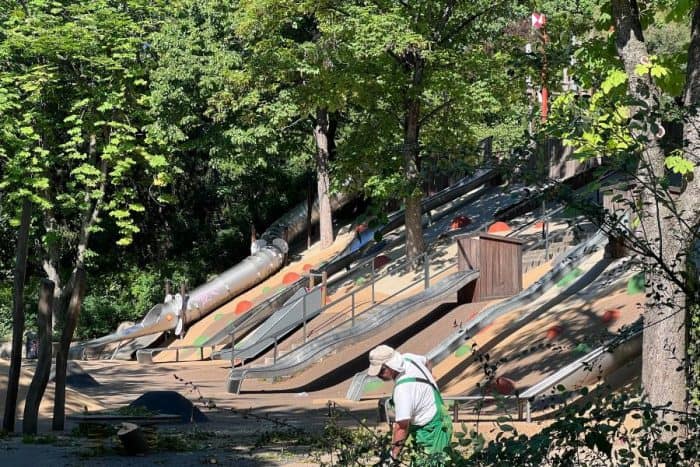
left=346, top=228, right=609, bottom=400
left=377, top=259, right=642, bottom=424
left=218, top=285, right=323, bottom=362
left=518, top=324, right=642, bottom=422
left=69, top=193, right=351, bottom=359
left=320, top=168, right=499, bottom=277
left=227, top=270, right=481, bottom=394
left=135, top=280, right=307, bottom=364
left=136, top=168, right=501, bottom=363
left=219, top=179, right=532, bottom=378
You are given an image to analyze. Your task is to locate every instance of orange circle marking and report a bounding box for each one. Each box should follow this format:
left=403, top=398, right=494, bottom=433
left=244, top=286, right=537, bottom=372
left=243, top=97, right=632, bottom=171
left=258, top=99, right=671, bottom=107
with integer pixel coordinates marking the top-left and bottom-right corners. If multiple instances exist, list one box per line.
left=235, top=300, right=253, bottom=315
left=487, top=221, right=511, bottom=233
left=282, top=272, right=302, bottom=285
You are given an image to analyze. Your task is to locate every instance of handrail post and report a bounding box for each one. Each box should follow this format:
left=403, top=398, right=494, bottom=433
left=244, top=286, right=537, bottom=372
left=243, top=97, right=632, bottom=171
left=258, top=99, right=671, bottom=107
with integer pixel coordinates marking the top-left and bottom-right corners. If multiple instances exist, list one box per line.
left=517, top=396, right=523, bottom=421
left=424, top=252, right=430, bottom=290
left=545, top=216, right=550, bottom=259
left=200, top=346, right=203, bottom=360
left=273, top=337, right=278, bottom=363
left=176, top=348, right=179, bottom=362
left=302, top=293, right=307, bottom=343
left=230, top=325, right=236, bottom=368
left=321, top=271, right=328, bottom=305
left=351, top=293, right=356, bottom=327
left=371, top=258, right=376, bottom=304
left=526, top=400, right=532, bottom=423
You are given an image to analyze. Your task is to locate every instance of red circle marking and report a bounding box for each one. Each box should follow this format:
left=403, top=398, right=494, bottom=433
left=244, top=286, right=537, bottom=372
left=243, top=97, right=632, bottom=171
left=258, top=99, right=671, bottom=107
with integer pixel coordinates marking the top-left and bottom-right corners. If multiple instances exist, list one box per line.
left=282, top=272, right=301, bottom=285
left=488, top=221, right=511, bottom=233
left=602, top=309, right=621, bottom=324
left=235, top=300, right=253, bottom=315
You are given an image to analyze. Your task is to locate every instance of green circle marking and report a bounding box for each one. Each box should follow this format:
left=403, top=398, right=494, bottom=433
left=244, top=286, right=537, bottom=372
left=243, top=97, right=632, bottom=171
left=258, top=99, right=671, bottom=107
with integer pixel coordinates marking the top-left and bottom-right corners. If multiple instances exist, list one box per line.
left=627, top=273, right=645, bottom=295
left=193, top=336, right=208, bottom=347
left=213, top=314, right=223, bottom=321
left=557, top=268, right=583, bottom=288
left=455, top=344, right=472, bottom=358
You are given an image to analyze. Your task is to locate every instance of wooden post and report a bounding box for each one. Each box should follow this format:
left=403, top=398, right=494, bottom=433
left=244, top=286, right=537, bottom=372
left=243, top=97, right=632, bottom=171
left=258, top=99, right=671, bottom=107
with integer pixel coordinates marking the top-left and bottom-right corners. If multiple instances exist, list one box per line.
left=321, top=271, right=328, bottom=305
left=23, top=279, right=55, bottom=434
left=53, top=267, right=87, bottom=431
left=3, top=198, right=32, bottom=432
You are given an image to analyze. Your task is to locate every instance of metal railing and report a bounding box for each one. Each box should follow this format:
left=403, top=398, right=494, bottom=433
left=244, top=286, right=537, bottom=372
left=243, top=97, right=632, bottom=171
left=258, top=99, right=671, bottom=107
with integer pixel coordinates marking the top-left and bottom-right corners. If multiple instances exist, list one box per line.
left=227, top=257, right=476, bottom=393
left=380, top=394, right=524, bottom=424
left=234, top=248, right=457, bottom=367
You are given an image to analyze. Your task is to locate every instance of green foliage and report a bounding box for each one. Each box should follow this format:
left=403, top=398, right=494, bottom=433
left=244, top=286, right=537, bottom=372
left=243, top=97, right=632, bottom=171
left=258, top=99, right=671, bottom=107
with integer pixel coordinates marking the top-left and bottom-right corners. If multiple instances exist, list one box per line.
left=0, top=0, right=173, bottom=246
left=0, top=282, right=12, bottom=338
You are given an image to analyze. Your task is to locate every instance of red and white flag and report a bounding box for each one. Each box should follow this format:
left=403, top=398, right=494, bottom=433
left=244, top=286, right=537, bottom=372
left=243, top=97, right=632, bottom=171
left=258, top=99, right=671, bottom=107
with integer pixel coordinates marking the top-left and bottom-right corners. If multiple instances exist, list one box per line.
left=532, top=12, right=546, bottom=29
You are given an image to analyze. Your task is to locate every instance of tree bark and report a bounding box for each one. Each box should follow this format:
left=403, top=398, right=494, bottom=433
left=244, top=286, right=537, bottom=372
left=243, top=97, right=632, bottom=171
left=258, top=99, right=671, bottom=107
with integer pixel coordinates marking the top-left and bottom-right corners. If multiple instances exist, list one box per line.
left=312, top=108, right=335, bottom=249
left=403, top=57, right=425, bottom=263
left=612, top=0, right=689, bottom=433
left=22, top=279, right=55, bottom=435
left=52, top=267, right=86, bottom=431
left=2, top=199, right=32, bottom=432
left=682, top=5, right=700, bottom=229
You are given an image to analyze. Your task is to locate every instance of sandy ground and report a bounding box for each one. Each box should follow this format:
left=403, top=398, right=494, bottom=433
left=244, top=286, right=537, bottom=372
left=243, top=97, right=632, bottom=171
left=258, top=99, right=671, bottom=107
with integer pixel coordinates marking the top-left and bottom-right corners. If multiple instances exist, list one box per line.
left=0, top=359, right=104, bottom=424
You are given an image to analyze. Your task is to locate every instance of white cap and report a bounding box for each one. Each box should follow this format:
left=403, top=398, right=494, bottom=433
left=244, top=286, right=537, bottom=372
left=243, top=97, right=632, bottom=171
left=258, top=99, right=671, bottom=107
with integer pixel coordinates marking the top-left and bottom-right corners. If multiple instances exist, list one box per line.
left=367, top=345, right=404, bottom=376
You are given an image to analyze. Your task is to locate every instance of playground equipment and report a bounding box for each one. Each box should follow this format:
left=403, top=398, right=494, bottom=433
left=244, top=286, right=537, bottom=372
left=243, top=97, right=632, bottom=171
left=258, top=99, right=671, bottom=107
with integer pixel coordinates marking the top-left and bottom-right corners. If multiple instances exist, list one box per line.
left=69, top=193, right=351, bottom=359
left=137, top=168, right=503, bottom=363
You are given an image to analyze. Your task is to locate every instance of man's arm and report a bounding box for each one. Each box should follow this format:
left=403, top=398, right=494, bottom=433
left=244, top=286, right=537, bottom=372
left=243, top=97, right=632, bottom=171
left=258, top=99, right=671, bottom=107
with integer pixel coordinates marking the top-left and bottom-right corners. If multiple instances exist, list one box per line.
left=391, top=419, right=410, bottom=459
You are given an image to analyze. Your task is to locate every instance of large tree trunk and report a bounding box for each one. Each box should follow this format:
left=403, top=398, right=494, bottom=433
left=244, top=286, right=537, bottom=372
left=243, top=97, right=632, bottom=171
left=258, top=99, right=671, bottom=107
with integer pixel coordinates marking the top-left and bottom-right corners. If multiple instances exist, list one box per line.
left=682, top=6, right=700, bottom=236
left=403, top=61, right=425, bottom=263
left=22, top=279, right=55, bottom=435
left=52, top=267, right=86, bottom=431
left=312, top=108, right=335, bottom=249
left=2, top=199, right=32, bottom=432
left=612, top=0, right=689, bottom=434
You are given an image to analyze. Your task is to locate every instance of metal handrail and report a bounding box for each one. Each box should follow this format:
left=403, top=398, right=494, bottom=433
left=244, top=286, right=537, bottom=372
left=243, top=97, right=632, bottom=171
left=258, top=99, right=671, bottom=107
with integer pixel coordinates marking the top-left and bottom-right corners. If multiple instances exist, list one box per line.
left=136, top=277, right=307, bottom=361
left=244, top=251, right=458, bottom=368
left=227, top=262, right=473, bottom=394
left=380, top=394, right=524, bottom=424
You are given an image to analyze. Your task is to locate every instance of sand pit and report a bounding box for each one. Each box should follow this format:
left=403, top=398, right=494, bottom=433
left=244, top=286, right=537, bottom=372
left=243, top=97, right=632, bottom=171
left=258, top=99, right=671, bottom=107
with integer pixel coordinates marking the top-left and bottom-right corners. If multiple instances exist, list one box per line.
left=0, top=359, right=104, bottom=423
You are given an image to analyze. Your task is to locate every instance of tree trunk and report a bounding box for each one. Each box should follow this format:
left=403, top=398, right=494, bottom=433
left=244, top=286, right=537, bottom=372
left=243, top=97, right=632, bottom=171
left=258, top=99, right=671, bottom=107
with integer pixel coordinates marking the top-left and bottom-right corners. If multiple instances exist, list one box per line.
left=52, top=267, right=87, bottom=431
left=312, top=108, right=335, bottom=249
left=2, top=199, right=32, bottom=432
left=22, top=279, right=55, bottom=435
left=403, top=92, right=425, bottom=263
left=612, top=0, right=688, bottom=433
left=682, top=5, right=700, bottom=233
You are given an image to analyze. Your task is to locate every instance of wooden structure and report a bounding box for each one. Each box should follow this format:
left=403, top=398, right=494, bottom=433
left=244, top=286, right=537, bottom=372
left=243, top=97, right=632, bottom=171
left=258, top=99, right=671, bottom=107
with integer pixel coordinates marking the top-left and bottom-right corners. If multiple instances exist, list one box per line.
left=456, top=233, right=524, bottom=302
left=526, top=138, right=602, bottom=181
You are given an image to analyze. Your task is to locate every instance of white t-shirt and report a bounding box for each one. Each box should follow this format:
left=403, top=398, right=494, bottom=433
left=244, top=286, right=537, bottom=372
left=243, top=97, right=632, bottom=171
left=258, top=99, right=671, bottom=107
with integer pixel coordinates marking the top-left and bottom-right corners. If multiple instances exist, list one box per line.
left=393, top=353, right=438, bottom=426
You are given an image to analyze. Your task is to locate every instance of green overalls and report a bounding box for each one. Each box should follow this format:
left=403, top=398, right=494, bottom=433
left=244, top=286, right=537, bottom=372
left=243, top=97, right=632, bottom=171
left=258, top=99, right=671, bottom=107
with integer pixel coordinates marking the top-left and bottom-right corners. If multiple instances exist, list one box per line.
left=393, top=359, right=453, bottom=464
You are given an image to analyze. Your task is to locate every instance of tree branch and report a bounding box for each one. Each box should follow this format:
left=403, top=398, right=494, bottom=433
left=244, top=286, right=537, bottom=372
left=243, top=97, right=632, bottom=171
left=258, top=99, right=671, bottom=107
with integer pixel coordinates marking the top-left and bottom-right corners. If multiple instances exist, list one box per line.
left=438, top=2, right=506, bottom=46
left=419, top=98, right=455, bottom=126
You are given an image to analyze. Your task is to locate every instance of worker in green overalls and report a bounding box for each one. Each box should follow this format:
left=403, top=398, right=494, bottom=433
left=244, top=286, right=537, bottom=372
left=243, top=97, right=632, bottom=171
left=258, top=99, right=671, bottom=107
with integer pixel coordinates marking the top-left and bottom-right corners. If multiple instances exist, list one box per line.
left=367, top=345, right=452, bottom=465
